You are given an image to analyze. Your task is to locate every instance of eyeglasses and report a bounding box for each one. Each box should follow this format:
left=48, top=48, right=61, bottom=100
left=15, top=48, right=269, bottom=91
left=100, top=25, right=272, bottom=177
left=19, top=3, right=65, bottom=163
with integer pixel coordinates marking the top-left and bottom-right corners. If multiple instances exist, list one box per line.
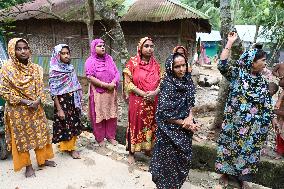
left=15, top=47, right=30, bottom=52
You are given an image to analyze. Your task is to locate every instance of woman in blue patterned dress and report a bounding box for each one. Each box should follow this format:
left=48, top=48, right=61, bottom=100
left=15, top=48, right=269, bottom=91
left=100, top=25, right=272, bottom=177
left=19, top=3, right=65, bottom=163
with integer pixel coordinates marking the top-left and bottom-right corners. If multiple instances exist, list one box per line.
left=149, top=53, right=198, bottom=189
left=216, top=32, right=272, bottom=189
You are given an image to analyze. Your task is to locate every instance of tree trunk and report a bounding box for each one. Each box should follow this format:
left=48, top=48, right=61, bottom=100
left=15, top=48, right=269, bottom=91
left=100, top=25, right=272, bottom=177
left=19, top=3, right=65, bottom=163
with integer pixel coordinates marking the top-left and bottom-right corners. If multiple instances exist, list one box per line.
left=85, top=0, right=95, bottom=44
left=94, top=0, right=130, bottom=68
left=213, top=0, right=242, bottom=129
left=253, top=25, right=259, bottom=43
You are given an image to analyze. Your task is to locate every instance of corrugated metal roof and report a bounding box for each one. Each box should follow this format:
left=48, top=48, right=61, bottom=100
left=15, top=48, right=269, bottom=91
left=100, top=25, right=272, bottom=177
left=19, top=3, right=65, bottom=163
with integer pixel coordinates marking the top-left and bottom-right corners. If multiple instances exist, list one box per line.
left=121, top=0, right=209, bottom=22
left=0, top=0, right=91, bottom=22
left=196, top=30, right=221, bottom=41
left=1, top=0, right=211, bottom=32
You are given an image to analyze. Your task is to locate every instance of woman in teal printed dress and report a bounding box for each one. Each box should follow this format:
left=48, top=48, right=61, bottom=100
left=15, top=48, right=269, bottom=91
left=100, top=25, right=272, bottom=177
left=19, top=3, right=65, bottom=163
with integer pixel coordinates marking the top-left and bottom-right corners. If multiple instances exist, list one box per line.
left=215, top=32, right=272, bottom=189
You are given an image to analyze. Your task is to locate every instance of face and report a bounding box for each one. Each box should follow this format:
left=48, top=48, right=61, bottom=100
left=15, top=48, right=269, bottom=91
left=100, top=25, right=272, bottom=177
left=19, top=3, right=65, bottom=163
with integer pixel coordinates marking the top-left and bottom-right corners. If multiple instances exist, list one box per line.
left=173, top=56, right=187, bottom=79
left=141, top=40, right=154, bottom=57
left=15, top=41, right=30, bottom=62
left=251, top=57, right=266, bottom=74
left=60, top=47, right=70, bottom=64
left=95, top=43, right=105, bottom=56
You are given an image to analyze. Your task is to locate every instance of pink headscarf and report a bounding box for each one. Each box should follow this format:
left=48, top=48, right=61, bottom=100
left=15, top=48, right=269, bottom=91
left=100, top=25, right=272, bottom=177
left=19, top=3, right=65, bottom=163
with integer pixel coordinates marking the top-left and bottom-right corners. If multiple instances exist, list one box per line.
left=85, top=39, right=120, bottom=93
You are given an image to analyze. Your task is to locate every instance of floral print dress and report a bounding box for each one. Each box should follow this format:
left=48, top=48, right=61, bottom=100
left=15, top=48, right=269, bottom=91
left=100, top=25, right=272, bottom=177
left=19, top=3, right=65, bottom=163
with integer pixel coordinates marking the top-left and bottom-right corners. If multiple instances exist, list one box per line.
left=215, top=49, right=273, bottom=179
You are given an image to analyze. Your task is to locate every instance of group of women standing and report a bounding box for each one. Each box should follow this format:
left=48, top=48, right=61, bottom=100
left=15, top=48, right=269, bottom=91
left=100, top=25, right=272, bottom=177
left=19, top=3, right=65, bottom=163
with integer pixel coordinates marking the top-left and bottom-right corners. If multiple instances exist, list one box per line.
left=47, top=36, right=198, bottom=188
left=6, top=33, right=268, bottom=188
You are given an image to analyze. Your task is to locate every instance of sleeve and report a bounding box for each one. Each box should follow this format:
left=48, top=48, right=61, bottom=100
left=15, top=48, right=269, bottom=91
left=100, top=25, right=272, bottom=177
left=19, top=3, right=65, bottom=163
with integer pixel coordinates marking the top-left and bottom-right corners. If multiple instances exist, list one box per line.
left=0, top=68, right=22, bottom=105
left=217, top=59, right=238, bottom=81
left=123, top=59, right=137, bottom=93
left=85, top=58, right=94, bottom=77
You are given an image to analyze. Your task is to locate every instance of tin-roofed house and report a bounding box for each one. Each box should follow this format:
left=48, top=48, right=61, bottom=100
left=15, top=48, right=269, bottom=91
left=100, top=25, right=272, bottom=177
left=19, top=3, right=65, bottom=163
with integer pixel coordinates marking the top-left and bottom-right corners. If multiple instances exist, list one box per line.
left=0, top=0, right=211, bottom=75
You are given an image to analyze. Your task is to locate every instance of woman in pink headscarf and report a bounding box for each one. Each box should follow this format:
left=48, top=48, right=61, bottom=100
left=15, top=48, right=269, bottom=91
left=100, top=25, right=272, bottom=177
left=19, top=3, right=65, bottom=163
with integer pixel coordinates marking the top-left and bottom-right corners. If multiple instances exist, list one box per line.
left=85, top=39, right=120, bottom=147
left=123, top=37, right=161, bottom=164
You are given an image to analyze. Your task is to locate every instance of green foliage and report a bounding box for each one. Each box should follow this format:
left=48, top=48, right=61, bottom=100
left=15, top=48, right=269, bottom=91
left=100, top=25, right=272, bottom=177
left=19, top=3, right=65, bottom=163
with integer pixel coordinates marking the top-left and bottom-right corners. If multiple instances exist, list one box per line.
left=104, top=0, right=125, bottom=15
left=181, top=0, right=283, bottom=50
left=0, top=0, right=29, bottom=9
left=180, top=0, right=221, bottom=30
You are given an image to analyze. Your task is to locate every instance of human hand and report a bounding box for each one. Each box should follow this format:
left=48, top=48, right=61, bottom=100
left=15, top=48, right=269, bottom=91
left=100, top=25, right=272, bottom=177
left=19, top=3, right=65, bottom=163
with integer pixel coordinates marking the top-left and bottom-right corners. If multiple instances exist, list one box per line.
left=107, top=82, right=116, bottom=91
left=227, top=32, right=238, bottom=44
left=144, top=91, right=156, bottom=102
left=275, top=100, right=281, bottom=109
left=57, top=109, right=65, bottom=120
left=28, top=98, right=40, bottom=109
left=182, top=117, right=199, bottom=133
left=139, top=91, right=147, bottom=97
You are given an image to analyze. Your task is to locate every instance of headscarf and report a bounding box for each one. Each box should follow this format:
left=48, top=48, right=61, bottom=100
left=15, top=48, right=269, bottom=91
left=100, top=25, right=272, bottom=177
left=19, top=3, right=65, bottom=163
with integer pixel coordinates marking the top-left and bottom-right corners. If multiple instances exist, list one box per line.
left=48, top=44, right=82, bottom=110
left=173, top=45, right=188, bottom=62
left=124, top=37, right=160, bottom=93
left=85, top=39, right=120, bottom=93
left=233, top=49, right=269, bottom=100
left=156, top=53, right=195, bottom=122
left=0, top=38, right=44, bottom=104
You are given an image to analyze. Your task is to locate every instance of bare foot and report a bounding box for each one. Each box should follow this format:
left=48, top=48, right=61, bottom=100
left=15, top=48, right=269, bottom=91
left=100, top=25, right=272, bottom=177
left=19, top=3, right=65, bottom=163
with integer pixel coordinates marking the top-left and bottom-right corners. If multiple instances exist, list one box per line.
left=128, top=154, right=135, bottom=164
left=108, top=139, right=118, bottom=146
left=219, top=174, right=229, bottom=187
left=98, top=141, right=106, bottom=147
left=69, top=151, right=81, bottom=159
left=25, top=165, right=35, bottom=178
left=42, top=160, right=57, bottom=167
left=241, top=181, right=253, bottom=189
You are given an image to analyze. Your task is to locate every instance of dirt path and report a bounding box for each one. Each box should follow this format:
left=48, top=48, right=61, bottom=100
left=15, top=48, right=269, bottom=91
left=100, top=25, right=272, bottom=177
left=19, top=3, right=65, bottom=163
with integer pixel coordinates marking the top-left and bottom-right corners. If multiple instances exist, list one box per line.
left=0, top=137, right=204, bottom=189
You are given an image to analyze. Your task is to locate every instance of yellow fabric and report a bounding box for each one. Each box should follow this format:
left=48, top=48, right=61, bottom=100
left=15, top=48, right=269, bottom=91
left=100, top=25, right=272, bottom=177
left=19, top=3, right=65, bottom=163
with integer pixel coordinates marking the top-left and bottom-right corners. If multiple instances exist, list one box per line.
left=59, top=136, right=77, bottom=152
left=10, top=124, right=54, bottom=172
left=0, top=38, right=51, bottom=153
left=123, top=67, right=137, bottom=93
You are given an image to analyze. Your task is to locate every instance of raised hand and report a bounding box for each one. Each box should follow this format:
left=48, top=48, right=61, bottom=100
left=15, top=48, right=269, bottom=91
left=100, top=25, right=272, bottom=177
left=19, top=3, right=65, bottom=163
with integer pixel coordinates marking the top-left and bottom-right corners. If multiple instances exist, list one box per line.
left=228, top=32, right=238, bottom=44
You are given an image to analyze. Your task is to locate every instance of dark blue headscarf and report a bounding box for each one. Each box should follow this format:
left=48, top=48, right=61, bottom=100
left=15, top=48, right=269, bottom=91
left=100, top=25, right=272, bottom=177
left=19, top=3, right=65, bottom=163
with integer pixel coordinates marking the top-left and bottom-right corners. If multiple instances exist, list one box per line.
left=156, top=53, right=195, bottom=123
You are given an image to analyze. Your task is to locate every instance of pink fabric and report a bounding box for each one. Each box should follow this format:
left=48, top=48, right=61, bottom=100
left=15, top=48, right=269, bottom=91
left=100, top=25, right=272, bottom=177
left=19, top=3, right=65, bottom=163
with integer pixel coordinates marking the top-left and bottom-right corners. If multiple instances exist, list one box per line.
left=89, top=87, right=117, bottom=142
left=86, top=38, right=119, bottom=141
left=85, top=39, right=120, bottom=93
left=92, top=85, right=117, bottom=123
